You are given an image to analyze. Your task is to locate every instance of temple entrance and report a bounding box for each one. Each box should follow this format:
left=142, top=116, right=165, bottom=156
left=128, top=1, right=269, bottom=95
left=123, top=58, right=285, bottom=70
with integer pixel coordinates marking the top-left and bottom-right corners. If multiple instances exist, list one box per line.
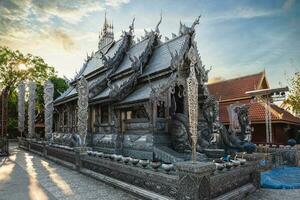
left=120, top=110, right=132, bottom=133
left=171, top=85, right=185, bottom=115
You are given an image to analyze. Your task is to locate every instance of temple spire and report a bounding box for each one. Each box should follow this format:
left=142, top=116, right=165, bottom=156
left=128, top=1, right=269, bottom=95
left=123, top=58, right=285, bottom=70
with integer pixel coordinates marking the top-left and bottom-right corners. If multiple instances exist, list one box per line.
left=98, top=11, right=114, bottom=51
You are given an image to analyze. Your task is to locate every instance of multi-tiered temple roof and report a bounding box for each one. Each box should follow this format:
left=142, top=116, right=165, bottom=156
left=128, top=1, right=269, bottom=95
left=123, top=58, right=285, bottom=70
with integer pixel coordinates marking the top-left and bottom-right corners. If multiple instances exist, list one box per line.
left=55, top=15, right=199, bottom=106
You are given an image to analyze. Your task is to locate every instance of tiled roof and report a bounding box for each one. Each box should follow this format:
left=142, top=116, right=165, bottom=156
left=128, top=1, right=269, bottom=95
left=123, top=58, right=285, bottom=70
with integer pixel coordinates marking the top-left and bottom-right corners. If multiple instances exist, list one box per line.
left=56, top=34, right=190, bottom=105
left=207, top=72, right=265, bottom=101
left=55, top=76, right=101, bottom=103
left=113, top=38, right=150, bottom=75
left=142, top=34, right=189, bottom=77
left=219, top=101, right=300, bottom=125
left=120, top=78, right=169, bottom=104
left=81, top=39, right=123, bottom=77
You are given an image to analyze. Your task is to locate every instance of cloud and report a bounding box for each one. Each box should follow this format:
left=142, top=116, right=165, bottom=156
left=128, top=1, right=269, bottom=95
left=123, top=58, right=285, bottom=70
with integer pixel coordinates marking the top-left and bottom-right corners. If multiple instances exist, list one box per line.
left=49, top=29, right=75, bottom=51
left=0, top=0, right=131, bottom=53
left=31, top=0, right=106, bottom=24
left=207, top=6, right=279, bottom=22
left=105, top=0, right=130, bottom=8
left=282, top=0, right=295, bottom=11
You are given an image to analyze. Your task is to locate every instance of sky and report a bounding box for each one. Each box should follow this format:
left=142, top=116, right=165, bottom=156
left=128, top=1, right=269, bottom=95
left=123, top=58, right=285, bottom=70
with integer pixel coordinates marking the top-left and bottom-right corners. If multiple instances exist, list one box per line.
left=0, top=0, right=299, bottom=87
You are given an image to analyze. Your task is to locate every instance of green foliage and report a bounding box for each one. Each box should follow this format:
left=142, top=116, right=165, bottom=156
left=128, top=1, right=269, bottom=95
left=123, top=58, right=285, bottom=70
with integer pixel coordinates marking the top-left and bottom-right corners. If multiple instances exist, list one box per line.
left=49, top=76, right=69, bottom=99
left=284, top=72, right=300, bottom=114
left=0, top=46, right=68, bottom=135
left=0, top=46, right=56, bottom=93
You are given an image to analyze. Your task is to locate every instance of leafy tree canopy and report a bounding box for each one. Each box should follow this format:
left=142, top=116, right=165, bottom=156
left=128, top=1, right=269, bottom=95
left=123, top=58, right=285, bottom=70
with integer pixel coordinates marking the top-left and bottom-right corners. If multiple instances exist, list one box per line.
left=284, top=72, right=300, bottom=114
left=0, top=46, right=56, bottom=93
left=0, top=46, right=68, bottom=136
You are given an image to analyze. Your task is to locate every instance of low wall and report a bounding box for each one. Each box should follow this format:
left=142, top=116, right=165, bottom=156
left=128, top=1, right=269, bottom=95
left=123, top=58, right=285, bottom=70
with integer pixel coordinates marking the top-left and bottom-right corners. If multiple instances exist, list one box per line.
left=210, top=162, right=260, bottom=198
left=18, top=138, right=263, bottom=200
left=256, top=144, right=300, bottom=167
left=81, top=156, right=178, bottom=198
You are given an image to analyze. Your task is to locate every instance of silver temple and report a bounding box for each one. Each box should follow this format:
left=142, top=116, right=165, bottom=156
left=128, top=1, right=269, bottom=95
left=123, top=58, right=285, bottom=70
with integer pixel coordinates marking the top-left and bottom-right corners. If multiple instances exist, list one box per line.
left=53, top=15, right=252, bottom=162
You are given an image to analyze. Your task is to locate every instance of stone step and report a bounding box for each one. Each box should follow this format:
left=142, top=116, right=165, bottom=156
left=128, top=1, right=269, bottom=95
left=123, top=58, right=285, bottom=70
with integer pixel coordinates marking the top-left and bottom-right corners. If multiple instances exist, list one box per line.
left=154, top=146, right=207, bottom=163
left=213, top=183, right=256, bottom=200
left=153, top=146, right=185, bottom=163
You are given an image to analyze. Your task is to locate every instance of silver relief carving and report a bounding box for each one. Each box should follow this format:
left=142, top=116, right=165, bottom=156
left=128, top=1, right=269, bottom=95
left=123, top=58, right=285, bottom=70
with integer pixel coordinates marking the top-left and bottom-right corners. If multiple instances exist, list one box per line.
left=44, top=80, right=54, bottom=142
left=28, top=81, right=36, bottom=138
left=186, top=64, right=199, bottom=162
left=77, top=77, right=89, bottom=146
left=18, top=81, right=25, bottom=135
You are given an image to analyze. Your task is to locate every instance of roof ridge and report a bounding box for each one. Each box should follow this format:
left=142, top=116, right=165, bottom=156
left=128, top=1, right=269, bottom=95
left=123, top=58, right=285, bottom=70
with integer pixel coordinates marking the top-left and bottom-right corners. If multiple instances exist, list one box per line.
left=155, top=33, right=187, bottom=48
left=208, top=71, right=265, bottom=85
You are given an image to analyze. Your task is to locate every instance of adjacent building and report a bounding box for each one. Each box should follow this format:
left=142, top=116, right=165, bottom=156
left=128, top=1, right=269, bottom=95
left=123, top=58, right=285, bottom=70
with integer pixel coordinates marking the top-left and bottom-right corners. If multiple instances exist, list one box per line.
left=208, top=71, right=300, bottom=145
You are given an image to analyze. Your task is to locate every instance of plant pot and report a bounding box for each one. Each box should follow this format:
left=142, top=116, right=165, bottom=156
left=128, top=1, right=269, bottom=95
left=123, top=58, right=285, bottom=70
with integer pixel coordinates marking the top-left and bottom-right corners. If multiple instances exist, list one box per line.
left=139, top=159, right=149, bottom=168
left=215, top=163, right=224, bottom=171
left=225, top=162, right=233, bottom=170
left=151, top=161, right=162, bottom=171
left=114, top=155, right=123, bottom=162
left=131, top=158, right=140, bottom=166
left=98, top=152, right=104, bottom=157
left=122, top=157, right=131, bottom=164
left=161, top=163, right=174, bottom=173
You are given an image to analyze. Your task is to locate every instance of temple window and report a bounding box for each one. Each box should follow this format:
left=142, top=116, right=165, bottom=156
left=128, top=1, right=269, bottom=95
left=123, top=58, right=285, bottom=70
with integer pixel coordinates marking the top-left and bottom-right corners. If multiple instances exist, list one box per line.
left=91, top=106, right=96, bottom=132
left=157, top=101, right=165, bottom=118
left=101, top=105, right=109, bottom=124
left=63, top=109, right=68, bottom=132
left=132, top=106, right=148, bottom=119
left=126, top=111, right=132, bottom=120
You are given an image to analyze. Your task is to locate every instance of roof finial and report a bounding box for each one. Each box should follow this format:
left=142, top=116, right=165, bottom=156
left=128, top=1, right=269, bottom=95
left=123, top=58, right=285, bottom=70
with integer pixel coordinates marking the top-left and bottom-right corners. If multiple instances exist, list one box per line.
left=191, top=15, right=201, bottom=30
left=102, top=10, right=109, bottom=34
left=155, top=11, right=162, bottom=33
left=129, top=17, right=135, bottom=33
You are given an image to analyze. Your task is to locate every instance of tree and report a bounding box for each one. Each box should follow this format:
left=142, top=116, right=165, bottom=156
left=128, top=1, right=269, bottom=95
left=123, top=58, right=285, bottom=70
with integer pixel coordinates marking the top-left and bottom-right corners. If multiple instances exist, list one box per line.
left=284, top=72, right=300, bottom=115
left=0, top=46, right=68, bottom=138
left=0, top=46, right=56, bottom=95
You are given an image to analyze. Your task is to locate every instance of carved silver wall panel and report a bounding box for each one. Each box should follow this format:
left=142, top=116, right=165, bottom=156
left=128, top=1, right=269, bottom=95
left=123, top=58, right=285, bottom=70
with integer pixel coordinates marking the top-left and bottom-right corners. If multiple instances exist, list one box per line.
left=186, top=48, right=199, bottom=161
left=77, top=77, right=89, bottom=146
left=28, top=81, right=36, bottom=138
left=18, top=81, right=25, bottom=134
left=44, top=80, right=54, bottom=142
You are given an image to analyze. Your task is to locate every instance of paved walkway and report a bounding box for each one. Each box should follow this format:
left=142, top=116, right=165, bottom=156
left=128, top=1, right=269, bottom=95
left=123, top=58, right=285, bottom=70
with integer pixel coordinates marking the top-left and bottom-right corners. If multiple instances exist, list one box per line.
left=0, top=144, right=138, bottom=200
left=1, top=144, right=300, bottom=200
left=246, top=188, right=300, bottom=200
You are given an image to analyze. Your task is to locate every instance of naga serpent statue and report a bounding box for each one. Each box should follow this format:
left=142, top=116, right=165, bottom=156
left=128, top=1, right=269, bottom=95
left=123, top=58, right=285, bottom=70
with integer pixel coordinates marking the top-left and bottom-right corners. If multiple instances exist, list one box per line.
left=207, top=98, right=253, bottom=152
left=169, top=94, right=253, bottom=154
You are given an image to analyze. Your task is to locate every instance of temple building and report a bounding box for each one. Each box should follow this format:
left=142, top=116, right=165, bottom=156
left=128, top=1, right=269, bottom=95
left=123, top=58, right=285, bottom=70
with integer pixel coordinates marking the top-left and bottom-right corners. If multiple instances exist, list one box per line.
left=207, top=71, right=300, bottom=145
left=53, top=15, right=209, bottom=161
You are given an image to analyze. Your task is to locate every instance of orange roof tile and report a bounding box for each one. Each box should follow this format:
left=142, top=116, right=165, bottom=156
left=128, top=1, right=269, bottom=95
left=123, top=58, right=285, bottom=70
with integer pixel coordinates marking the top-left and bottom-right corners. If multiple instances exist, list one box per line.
left=207, top=71, right=265, bottom=101
left=219, top=101, right=300, bottom=125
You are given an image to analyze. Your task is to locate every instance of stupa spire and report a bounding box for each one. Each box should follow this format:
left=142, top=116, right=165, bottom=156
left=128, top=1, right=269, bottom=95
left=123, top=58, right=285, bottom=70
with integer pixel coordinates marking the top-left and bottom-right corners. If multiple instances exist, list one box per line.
left=98, top=11, right=114, bottom=50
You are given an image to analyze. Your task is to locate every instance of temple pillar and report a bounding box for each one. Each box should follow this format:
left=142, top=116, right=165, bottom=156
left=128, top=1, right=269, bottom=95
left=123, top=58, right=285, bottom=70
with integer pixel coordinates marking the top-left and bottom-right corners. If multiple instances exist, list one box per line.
left=44, top=80, right=54, bottom=142
left=77, top=77, right=89, bottom=146
left=28, top=81, right=36, bottom=138
left=18, top=82, right=25, bottom=137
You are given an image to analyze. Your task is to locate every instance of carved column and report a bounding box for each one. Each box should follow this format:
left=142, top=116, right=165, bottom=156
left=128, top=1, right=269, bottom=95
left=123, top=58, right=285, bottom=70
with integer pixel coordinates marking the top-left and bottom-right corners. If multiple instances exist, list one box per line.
left=77, top=77, right=89, bottom=146
left=44, top=80, right=54, bottom=142
left=186, top=54, right=199, bottom=161
left=18, top=81, right=25, bottom=137
left=28, top=81, right=36, bottom=138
